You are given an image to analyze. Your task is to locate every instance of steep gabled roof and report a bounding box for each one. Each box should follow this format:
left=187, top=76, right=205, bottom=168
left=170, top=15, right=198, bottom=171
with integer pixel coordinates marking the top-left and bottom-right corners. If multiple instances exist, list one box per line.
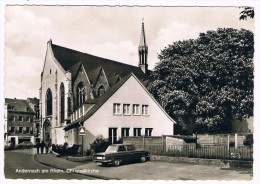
left=27, top=98, right=39, bottom=106
left=87, top=66, right=102, bottom=86
left=5, top=98, right=33, bottom=112
left=107, top=75, right=120, bottom=86
left=51, top=43, right=148, bottom=83
left=64, top=73, right=176, bottom=131
left=64, top=73, right=132, bottom=131
left=70, top=62, right=82, bottom=80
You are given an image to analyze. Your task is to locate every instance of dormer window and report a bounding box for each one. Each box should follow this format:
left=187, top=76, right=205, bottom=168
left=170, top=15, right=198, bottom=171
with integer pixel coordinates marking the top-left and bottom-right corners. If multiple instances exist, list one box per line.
left=98, top=85, right=105, bottom=97
left=9, top=106, right=15, bottom=110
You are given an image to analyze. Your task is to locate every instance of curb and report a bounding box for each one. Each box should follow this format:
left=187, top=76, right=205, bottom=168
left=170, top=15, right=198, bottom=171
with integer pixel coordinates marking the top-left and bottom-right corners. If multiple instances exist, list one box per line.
left=151, top=155, right=253, bottom=168
left=67, top=156, right=93, bottom=162
left=50, top=150, right=60, bottom=157
left=33, top=154, right=116, bottom=180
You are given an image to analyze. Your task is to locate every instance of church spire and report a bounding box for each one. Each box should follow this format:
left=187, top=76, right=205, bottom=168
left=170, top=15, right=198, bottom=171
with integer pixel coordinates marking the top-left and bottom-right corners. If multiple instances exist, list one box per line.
left=138, top=19, right=148, bottom=74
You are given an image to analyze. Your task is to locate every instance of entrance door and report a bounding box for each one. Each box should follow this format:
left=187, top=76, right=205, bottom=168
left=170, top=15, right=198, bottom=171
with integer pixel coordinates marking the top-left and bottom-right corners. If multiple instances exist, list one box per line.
left=11, top=137, right=15, bottom=147
left=108, top=128, right=117, bottom=144
left=43, top=120, right=52, bottom=144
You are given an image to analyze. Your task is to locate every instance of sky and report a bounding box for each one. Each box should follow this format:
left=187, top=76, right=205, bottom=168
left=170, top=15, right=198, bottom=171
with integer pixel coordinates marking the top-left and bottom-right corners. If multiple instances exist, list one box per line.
left=3, top=5, right=254, bottom=99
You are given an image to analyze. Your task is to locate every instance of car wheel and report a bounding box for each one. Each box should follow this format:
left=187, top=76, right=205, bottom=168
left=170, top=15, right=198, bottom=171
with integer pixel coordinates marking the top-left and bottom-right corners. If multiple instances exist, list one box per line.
left=140, top=156, right=146, bottom=163
left=113, top=159, right=121, bottom=167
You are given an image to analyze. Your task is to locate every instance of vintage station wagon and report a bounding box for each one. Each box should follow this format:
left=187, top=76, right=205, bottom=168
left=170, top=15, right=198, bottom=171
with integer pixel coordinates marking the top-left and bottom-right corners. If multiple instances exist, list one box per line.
left=93, top=144, right=150, bottom=166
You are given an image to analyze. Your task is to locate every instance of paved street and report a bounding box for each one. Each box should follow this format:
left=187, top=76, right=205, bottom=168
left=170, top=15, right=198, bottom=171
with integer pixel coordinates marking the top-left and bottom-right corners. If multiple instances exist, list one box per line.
left=4, top=148, right=253, bottom=180
left=74, top=160, right=253, bottom=180
left=4, top=149, right=94, bottom=179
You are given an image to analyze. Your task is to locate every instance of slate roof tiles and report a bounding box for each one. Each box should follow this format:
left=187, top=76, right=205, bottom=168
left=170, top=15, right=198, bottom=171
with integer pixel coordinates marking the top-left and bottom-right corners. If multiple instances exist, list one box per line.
left=51, top=43, right=148, bottom=85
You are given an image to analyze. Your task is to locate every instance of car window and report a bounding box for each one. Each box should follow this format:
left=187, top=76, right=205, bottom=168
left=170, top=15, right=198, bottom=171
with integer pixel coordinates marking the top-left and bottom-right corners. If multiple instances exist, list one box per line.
left=118, top=146, right=126, bottom=152
left=105, top=145, right=117, bottom=152
left=127, top=145, right=135, bottom=151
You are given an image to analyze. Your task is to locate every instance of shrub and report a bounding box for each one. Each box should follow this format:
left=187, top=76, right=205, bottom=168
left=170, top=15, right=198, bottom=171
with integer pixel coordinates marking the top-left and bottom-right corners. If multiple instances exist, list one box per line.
left=85, top=149, right=95, bottom=156
left=89, top=136, right=110, bottom=153
left=66, top=144, right=80, bottom=155
left=51, top=143, right=79, bottom=156
left=243, top=134, right=253, bottom=147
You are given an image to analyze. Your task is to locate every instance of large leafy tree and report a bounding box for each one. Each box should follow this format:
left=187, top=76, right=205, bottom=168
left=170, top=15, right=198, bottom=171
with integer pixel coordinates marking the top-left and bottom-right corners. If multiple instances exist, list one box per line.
left=239, top=7, right=254, bottom=20
left=148, top=28, right=254, bottom=134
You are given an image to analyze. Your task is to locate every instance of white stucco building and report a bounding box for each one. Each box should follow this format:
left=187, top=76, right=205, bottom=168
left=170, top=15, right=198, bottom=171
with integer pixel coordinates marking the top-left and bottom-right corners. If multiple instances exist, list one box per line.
left=64, top=73, right=175, bottom=149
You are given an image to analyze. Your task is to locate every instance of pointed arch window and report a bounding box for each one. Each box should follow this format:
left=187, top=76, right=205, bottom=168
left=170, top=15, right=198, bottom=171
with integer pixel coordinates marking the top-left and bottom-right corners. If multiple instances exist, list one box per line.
left=60, top=83, right=65, bottom=123
left=46, top=88, right=52, bottom=116
left=77, top=82, right=85, bottom=107
left=98, top=85, right=105, bottom=97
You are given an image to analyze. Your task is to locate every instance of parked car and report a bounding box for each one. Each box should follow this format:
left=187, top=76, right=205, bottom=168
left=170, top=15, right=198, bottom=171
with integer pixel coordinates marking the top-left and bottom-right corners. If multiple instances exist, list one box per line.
left=4, top=140, right=14, bottom=150
left=93, top=144, right=150, bottom=167
left=16, top=141, right=34, bottom=149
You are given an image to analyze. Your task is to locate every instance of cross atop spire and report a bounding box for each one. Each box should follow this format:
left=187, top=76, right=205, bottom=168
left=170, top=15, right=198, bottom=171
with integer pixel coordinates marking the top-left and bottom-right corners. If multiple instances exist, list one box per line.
left=139, top=19, right=147, bottom=47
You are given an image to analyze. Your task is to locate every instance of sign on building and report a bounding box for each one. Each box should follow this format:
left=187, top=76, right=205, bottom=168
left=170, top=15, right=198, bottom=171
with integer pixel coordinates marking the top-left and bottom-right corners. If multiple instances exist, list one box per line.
left=79, top=126, right=86, bottom=136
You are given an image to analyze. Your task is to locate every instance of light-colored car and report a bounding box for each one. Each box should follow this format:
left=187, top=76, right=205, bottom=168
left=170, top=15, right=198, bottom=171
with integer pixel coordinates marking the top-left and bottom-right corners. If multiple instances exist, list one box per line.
left=4, top=140, right=14, bottom=150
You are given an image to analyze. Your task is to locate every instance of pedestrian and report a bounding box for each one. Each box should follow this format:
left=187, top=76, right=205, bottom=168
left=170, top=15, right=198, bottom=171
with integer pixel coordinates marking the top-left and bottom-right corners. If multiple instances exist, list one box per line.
left=36, top=141, right=40, bottom=154
left=40, top=141, right=45, bottom=154
left=45, top=141, right=50, bottom=154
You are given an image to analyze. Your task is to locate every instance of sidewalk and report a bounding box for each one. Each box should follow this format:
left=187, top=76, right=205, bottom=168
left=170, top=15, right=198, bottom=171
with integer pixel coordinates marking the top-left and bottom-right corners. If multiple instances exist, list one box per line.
left=34, top=154, right=85, bottom=170
left=34, top=153, right=113, bottom=179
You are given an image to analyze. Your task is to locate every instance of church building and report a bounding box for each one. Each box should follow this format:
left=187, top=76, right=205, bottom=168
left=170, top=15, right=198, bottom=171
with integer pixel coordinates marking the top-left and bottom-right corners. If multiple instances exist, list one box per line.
left=39, top=22, right=175, bottom=148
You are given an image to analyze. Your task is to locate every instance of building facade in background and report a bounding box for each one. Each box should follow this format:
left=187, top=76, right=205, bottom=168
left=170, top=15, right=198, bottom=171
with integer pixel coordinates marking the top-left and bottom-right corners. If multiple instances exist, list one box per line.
left=4, top=98, right=39, bottom=146
left=39, top=22, right=175, bottom=148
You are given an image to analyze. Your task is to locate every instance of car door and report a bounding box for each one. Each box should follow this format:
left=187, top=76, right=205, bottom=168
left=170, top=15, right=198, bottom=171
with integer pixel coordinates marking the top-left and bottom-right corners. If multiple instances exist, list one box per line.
left=117, top=145, right=128, bottom=163
left=126, top=145, right=138, bottom=162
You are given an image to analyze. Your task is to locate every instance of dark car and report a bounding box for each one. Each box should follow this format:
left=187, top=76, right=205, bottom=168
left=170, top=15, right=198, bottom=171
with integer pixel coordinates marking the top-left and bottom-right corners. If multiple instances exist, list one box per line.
left=93, top=144, right=150, bottom=167
left=16, top=141, right=34, bottom=149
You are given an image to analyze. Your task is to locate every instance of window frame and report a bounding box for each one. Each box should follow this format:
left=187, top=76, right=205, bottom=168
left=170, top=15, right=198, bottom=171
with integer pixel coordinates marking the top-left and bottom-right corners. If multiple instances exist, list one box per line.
left=77, top=82, right=85, bottom=107
left=10, top=127, right=15, bottom=133
left=18, top=127, right=23, bottom=134
left=123, top=104, right=131, bottom=115
left=121, top=127, right=130, bottom=137
left=108, top=127, right=118, bottom=144
left=142, top=104, right=149, bottom=116
left=19, top=116, right=23, bottom=122
left=133, top=104, right=140, bottom=115
left=113, top=103, right=121, bottom=115
left=60, top=82, right=65, bottom=123
left=11, top=116, right=15, bottom=122
left=133, top=128, right=142, bottom=137
left=46, top=88, right=53, bottom=116
left=26, top=127, right=30, bottom=134
left=25, top=117, right=30, bottom=122
left=97, top=85, right=105, bottom=97
left=145, top=128, right=153, bottom=137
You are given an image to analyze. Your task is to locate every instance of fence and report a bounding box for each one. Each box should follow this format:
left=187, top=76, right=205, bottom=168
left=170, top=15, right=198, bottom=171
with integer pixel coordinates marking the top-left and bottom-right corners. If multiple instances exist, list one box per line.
left=123, top=135, right=253, bottom=161
left=144, top=144, right=253, bottom=161
left=197, top=133, right=246, bottom=146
